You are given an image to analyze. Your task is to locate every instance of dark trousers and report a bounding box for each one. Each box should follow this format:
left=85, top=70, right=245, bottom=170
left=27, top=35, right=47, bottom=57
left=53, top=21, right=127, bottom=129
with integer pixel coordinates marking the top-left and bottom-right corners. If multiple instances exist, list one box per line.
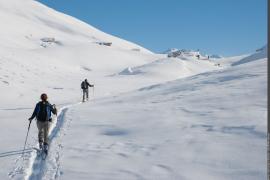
left=83, top=89, right=89, bottom=101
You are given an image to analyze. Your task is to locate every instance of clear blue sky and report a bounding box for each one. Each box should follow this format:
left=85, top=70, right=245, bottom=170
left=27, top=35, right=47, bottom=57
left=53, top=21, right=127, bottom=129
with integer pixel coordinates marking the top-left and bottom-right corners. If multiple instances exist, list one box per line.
left=38, top=0, right=267, bottom=56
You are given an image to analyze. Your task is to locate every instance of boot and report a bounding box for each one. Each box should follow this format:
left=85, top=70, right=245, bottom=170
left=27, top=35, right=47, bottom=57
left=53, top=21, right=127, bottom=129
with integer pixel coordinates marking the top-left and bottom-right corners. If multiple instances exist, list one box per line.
left=39, top=141, right=43, bottom=150
left=43, top=143, right=49, bottom=154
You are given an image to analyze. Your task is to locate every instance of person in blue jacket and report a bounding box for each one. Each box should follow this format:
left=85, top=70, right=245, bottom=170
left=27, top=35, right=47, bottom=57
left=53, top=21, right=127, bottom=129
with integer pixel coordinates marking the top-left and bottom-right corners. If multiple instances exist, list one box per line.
left=28, top=93, right=57, bottom=151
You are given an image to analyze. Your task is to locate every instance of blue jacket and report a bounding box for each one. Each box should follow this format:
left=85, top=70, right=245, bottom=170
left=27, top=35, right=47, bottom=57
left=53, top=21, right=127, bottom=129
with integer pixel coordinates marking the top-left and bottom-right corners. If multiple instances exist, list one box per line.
left=29, top=101, right=56, bottom=121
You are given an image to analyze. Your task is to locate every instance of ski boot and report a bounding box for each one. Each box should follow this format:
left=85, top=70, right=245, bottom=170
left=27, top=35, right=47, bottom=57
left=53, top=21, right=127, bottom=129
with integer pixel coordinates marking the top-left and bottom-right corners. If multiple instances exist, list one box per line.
left=39, top=141, right=43, bottom=150
left=43, top=143, right=49, bottom=155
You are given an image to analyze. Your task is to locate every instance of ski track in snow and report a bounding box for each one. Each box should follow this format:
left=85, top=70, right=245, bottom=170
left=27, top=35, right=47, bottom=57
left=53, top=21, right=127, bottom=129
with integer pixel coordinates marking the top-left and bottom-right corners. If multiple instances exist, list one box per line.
left=8, top=102, right=81, bottom=180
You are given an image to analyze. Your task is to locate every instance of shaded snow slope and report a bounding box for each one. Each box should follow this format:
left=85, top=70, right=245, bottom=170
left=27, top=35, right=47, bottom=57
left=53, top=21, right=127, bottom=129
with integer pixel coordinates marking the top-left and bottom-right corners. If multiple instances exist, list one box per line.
left=217, top=55, right=250, bottom=67
left=232, top=45, right=267, bottom=66
left=59, top=57, right=267, bottom=180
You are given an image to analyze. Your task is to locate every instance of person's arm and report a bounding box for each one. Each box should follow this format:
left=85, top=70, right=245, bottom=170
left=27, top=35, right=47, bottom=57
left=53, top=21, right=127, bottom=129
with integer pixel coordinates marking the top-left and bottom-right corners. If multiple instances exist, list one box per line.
left=48, top=104, right=57, bottom=122
left=29, top=103, right=38, bottom=121
left=50, top=104, right=57, bottom=115
left=87, top=82, right=94, bottom=87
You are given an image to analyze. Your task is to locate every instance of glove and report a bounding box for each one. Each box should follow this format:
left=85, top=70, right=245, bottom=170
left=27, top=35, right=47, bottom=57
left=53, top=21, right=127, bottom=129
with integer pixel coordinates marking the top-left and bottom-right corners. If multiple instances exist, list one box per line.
left=52, top=104, right=57, bottom=115
left=48, top=118, right=52, bottom=122
left=28, top=118, right=32, bottom=122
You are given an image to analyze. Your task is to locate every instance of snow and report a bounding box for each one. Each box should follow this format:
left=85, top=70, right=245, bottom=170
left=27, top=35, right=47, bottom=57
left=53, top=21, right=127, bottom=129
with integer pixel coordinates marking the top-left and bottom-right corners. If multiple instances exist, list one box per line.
left=232, top=45, right=267, bottom=66
left=58, top=57, right=267, bottom=180
left=0, top=0, right=267, bottom=179
left=116, top=58, right=219, bottom=80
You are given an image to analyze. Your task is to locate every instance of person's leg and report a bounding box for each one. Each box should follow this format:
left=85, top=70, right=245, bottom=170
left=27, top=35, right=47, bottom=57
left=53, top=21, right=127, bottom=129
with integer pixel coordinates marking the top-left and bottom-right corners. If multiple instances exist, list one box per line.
left=83, top=89, right=86, bottom=101
left=37, top=121, right=44, bottom=148
left=44, top=121, right=50, bottom=149
left=86, top=89, right=89, bottom=100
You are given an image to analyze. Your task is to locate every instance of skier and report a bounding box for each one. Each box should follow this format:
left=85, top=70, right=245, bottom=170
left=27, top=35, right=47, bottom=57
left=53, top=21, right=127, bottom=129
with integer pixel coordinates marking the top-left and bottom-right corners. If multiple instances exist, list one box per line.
left=28, top=93, right=57, bottom=153
left=81, top=79, right=94, bottom=102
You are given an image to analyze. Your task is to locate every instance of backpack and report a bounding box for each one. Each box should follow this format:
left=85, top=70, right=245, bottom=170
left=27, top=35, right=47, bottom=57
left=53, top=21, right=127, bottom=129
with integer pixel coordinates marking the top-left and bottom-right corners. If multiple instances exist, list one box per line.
left=36, top=102, right=57, bottom=121
left=81, top=81, right=86, bottom=89
left=37, top=102, right=47, bottom=121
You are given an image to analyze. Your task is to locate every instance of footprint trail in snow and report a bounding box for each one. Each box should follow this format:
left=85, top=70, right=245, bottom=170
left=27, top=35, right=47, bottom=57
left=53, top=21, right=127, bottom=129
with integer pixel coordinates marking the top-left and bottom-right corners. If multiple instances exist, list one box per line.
left=9, top=103, right=80, bottom=180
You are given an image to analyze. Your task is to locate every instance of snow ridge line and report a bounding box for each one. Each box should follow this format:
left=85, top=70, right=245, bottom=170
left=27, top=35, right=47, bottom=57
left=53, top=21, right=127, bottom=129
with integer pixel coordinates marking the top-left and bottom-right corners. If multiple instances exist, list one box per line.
left=24, top=102, right=81, bottom=180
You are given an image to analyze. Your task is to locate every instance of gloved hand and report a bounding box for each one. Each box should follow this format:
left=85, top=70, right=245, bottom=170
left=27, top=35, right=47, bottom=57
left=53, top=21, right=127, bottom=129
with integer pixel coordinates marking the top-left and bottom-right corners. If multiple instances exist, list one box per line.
left=28, top=118, right=32, bottom=122
left=48, top=118, right=52, bottom=122
left=52, top=104, right=57, bottom=115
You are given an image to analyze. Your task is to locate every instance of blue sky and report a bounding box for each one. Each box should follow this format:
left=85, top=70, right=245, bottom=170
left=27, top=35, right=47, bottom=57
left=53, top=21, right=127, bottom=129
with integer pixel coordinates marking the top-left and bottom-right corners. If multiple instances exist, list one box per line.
left=38, top=0, right=267, bottom=56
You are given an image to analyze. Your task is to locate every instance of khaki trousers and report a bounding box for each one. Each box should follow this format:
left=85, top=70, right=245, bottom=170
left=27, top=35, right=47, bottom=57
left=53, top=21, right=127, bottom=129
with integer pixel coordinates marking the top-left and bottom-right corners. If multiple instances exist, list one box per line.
left=36, top=121, right=50, bottom=144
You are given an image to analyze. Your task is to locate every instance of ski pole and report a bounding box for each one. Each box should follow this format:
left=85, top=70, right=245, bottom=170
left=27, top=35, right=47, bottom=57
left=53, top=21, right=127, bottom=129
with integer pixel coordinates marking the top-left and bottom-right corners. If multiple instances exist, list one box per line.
left=93, top=86, right=94, bottom=98
left=22, top=120, right=32, bottom=158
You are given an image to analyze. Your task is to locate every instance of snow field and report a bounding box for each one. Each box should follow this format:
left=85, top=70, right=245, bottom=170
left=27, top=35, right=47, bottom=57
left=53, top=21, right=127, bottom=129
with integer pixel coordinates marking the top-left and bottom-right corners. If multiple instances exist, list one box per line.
left=0, top=0, right=267, bottom=179
left=58, top=57, right=267, bottom=180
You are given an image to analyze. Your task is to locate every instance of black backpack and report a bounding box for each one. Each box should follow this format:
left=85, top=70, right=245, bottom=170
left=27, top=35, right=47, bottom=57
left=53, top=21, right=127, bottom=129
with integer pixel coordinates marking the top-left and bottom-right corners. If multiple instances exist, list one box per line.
left=81, top=81, right=86, bottom=89
left=37, top=102, right=47, bottom=121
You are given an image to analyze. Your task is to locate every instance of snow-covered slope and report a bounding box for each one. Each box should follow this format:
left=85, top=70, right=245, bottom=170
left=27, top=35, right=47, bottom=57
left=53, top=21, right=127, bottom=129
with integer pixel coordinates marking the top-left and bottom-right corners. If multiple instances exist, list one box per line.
left=117, top=58, right=219, bottom=79
left=0, top=0, right=267, bottom=179
left=0, top=0, right=152, bottom=52
left=232, top=45, right=267, bottom=66
left=0, top=0, right=225, bottom=108
left=0, top=0, right=164, bottom=109
left=57, top=55, right=267, bottom=180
